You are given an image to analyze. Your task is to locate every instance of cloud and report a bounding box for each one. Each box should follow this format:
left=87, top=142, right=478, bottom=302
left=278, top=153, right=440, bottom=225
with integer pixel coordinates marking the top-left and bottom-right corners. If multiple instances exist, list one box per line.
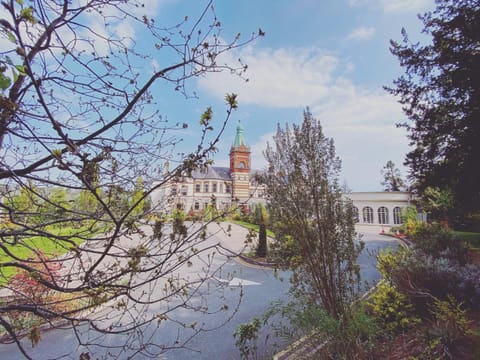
left=348, top=0, right=433, bottom=13
left=346, top=26, right=376, bottom=40
left=200, top=43, right=411, bottom=190
left=380, top=0, right=433, bottom=13
left=198, top=46, right=343, bottom=108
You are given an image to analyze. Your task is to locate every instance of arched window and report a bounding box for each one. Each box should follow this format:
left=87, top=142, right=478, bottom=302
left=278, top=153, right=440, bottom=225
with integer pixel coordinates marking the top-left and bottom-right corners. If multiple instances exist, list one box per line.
left=363, top=206, right=374, bottom=224
left=378, top=207, right=389, bottom=224
left=238, top=161, right=246, bottom=169
left=393, top=207, right=402, bottom=225
left=353, top=206, right=359, bottom=223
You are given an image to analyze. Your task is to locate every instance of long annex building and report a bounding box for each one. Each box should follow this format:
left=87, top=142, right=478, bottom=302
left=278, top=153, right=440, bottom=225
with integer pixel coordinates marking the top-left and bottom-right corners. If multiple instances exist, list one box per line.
left=153, top=122, right=414, bottom=227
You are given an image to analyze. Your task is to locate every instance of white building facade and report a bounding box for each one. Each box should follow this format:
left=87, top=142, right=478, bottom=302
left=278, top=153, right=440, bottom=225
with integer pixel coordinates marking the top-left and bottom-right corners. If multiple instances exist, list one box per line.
left=151, top=124, right=414, bottom=225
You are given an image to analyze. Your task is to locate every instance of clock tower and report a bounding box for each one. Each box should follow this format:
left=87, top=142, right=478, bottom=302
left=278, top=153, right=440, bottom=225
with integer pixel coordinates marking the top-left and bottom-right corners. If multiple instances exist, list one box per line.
left=229, top=121, right=251, bottom=202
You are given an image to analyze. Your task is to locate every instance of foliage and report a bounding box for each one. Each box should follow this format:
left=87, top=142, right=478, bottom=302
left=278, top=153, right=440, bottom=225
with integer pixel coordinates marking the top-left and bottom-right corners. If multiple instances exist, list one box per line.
left=386, top=0, right=480, bottom=217
left=411, top=222, right=467, bottom=262
left=427, top=295, right=470, bottom=351
left=262, top=108, right=363, bottom=319
left=421, top=187, right=455, bottom=222
left=256, top=223, right=267, bottom=258
left=257, top=295, right=379, bottom=360
left=368, top=281, right=419, bottom=334
left=0, top=0, right=263, bottom=357
left=378, top=248, right=480, bottom=312
left=380, top=160, right=405, bottom=192
left=400, top=206, right=421, bottom=237
left=234, top=317, right=262, bottom=360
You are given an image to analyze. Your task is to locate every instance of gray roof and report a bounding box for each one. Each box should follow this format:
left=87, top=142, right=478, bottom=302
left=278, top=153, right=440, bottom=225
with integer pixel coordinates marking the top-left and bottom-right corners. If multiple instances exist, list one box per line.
left=191, top=166, right=232, bottom=181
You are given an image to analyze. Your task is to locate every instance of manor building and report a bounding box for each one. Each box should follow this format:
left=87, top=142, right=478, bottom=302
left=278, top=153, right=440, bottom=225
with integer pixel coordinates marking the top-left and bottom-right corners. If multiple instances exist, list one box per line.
left=152, top=122, right=414, bottom=227
left=153, top=122, right=266, bottom=214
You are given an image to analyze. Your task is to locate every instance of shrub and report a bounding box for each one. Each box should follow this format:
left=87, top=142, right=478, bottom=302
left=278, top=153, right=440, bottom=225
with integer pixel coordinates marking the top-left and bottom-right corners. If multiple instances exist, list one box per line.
left=417, top=295, right=471, bottom=359
left=368, top=281, right=420, bottom=334
left=385, top=253, right=480, bottom=312
left=412, top=222, right=467, bottom=263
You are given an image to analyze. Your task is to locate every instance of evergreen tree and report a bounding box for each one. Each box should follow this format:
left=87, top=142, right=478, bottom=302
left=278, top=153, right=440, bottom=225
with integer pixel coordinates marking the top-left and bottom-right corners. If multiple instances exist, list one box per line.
left=262, top=109, right=363, bottom=319
left=380, top=160, right=405, bottom=191
left=386, top=0, right=480, bottom=216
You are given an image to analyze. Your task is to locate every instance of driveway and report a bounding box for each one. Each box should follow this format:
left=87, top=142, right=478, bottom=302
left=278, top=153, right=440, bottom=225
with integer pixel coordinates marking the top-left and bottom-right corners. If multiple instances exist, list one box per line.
left=0, top=223, right=398, bottom=359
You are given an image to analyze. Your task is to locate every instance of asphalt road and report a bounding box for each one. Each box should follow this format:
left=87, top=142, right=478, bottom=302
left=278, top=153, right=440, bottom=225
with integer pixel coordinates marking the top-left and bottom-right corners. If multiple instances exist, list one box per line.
left=0, top=224, right=398, bottom=359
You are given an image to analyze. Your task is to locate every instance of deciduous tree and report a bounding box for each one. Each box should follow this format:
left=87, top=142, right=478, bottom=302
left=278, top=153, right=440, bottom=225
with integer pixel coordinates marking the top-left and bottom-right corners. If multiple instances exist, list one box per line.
left=0, top=1, right=262, bottom=358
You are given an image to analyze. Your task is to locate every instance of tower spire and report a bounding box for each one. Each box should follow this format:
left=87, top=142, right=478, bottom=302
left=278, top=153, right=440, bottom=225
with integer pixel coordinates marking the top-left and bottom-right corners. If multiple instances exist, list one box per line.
left=233, top=120, right=246, bottom=147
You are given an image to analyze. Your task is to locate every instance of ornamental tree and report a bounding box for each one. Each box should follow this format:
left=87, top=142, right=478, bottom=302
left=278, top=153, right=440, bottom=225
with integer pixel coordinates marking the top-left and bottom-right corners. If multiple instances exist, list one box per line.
left=0, top=1, right=262, bottom=358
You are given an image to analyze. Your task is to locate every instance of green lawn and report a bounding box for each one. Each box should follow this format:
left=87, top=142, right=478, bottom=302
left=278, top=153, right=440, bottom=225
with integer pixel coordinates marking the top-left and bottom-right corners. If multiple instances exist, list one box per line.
left=231, top=220, right=275, bottom=238
left=0, top=226, right=89, bottom=285
left=453, top=230, right=480, bottom=249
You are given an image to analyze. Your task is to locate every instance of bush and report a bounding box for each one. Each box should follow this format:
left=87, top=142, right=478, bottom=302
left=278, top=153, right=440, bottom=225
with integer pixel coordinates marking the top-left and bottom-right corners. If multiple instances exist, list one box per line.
left=368, top=281, right=420, bottom=334
left=412, top=222, right=467, bottom=263
left=417, top=295, right=471, bottom=359
left=383, top=253, right=480, bottom=313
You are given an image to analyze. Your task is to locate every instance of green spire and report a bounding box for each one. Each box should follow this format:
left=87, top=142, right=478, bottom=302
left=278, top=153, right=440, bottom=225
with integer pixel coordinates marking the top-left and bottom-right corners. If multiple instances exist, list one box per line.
left=233, top=121, right=246, bottom=147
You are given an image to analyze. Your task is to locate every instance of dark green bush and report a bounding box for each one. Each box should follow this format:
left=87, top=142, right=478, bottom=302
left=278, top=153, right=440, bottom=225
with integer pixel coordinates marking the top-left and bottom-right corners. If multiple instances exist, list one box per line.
left=412, top=222, right=467, bottom=263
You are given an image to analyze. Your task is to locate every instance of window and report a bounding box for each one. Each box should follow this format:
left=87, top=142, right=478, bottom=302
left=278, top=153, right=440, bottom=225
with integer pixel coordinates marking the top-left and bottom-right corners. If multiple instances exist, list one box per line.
left=181, top=186, right=187, bottom=196
left=238, top=161, right=246, bottom=169
left=353, top=206, right=359, bottom=223
left=363, top=206, right=374, bottom=224
left=212, top=183, right=217, bottom=193
left=393, top=207, right=402, bottom=225
left=226, top=184, right=231, bottom=193
left=378, top=207, right=389, bottom=224
left=203, top=202, right=209, bottom=209
left=195, top=183, right=201, bottom=193
left=194, top=202, right=200, bottom=211
left=170, top=187, right=177, bottom=196
left=204, top=182, right=209, bottom=193
left=219, top=183, right=223, bottom=193
left=176, top=203, right=183, bottom=210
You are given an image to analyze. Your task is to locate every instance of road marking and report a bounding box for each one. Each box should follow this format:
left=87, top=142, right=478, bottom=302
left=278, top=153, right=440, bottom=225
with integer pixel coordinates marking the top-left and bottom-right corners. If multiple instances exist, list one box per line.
left=214, top=277, right=262, bottom=286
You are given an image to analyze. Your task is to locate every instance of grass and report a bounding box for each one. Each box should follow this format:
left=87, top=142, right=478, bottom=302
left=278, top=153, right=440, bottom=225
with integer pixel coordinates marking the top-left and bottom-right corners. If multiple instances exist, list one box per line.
left=453, top=230, right=480, bottom=249
left=231, top=220, right=275, bottom=238
left=0, top=225, right=91, bottom=285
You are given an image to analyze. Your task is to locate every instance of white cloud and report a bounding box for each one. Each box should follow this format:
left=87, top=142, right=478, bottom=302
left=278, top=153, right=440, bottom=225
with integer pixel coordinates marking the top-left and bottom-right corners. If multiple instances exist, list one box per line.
left=199, top=46, right=342, bottom=108
left=380, top=0, right=433, bottom=13
left=201, top=43, right=411, bottom=191
left=346, top=26, right=375, bottom=40
left=348, top=0, right=433, bottom=13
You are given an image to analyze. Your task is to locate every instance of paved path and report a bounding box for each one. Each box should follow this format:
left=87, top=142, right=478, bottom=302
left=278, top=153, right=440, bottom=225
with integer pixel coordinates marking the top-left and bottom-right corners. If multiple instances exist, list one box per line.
left=0, top=223, right=398, bottom=359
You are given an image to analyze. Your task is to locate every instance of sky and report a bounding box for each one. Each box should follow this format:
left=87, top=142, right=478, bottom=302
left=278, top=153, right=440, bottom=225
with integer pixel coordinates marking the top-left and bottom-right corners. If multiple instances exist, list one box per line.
left=2, top=0, right=437, bottom=191
left=143, top=0, right=436, bottom=191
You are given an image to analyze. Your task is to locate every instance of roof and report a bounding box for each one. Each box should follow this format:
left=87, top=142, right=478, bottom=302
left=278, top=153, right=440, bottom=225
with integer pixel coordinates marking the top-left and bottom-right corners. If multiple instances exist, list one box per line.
left=233, top=121, right=246, bottom=147
left=191, top=166, right=232, bottom=181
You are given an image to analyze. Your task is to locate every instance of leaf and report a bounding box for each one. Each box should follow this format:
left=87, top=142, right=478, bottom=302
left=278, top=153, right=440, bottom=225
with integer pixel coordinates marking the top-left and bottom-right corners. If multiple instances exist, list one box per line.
left=0, top=73, right=11, bottom=90
left=15, top=64, right=26, bottom=75
left=7, top=31, right=16, bottom=44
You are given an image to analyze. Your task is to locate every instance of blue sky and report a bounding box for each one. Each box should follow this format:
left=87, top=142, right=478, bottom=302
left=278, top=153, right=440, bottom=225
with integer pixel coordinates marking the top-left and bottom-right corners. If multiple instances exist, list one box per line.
left=2, top=0, right=436, bottom=191
left=145, top=0, right=436, bottom=191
